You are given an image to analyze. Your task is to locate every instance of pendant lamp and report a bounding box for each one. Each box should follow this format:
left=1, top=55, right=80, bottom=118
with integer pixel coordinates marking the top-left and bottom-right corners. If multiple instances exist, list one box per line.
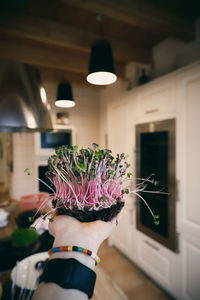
left=87, top=39, right=117, bottom=85
left=55, top=82, right=75, bottom=108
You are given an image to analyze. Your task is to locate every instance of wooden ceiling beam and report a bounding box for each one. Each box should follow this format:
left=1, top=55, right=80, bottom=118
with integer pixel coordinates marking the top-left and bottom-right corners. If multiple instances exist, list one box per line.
left=60, top=0, right=195, bottom=41
left=0, top=13, right=152, bottom=64
left=38, top=66, right=104, bottom=88
left=0, top=34, right=125, bottom=78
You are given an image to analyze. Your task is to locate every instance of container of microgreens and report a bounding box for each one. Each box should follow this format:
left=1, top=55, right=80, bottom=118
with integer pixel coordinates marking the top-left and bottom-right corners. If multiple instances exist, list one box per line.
left=11, top=228, right=39, bottom=257
left=29, top=143, right=160, bottom=224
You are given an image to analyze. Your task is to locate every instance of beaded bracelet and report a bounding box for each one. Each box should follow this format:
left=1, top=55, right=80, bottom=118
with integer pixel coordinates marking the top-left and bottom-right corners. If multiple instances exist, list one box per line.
left=48, top=246, right=100, bottom=265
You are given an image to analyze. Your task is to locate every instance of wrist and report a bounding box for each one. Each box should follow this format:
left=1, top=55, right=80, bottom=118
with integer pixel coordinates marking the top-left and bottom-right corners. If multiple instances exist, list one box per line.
left=53, top=232, right=100, bottom=254
left=50, top=236, right=100, bottom=270
left=49, top=251, right=95, bottom=270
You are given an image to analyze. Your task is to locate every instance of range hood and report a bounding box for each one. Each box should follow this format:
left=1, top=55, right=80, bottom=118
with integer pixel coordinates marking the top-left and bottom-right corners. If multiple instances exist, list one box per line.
left=0, top=60, right=53, bottom=132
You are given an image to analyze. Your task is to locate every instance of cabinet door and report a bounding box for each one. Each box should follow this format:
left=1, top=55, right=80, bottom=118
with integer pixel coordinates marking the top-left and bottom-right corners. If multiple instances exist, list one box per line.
left=136, top=230, right=182, bottom=299
left=110, top=209, right=134, bottom=257
left=176, top=63, right=200, bottom=300
left=135, top=77, right=176, bottom=123
left=176, top=67, right=200, bottom=238
left=106, top=102, right=131, bottom=252
left=181, top=236, right=200, bottom=300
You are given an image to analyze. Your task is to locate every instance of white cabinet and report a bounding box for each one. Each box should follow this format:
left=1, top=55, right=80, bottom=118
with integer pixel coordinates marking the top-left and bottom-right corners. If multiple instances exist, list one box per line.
left=135, top=75, right=176, bottom=123
left=181, top=235, right=200, bottom=300
left=176, top=65, right=200, bottom=237
left=175, top=64, right=200, bottom=300
left=136, top=231, right=181, bottom=298
left=110, top=209, right=134, bottom=257
left=106, top=61, right=200, bottom=300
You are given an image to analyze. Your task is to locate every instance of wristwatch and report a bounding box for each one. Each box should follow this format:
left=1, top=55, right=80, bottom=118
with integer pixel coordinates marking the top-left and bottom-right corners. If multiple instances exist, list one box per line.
left=39, top=258, right=96, bottom=299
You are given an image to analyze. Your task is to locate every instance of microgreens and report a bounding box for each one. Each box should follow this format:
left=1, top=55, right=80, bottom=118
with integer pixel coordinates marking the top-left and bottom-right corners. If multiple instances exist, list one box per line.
left=24, top=144, right=161, bottom=225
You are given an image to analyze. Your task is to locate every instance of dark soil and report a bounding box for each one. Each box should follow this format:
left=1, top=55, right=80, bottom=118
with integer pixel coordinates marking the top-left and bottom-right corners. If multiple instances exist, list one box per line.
left=52, top=200, right=124, bottom=222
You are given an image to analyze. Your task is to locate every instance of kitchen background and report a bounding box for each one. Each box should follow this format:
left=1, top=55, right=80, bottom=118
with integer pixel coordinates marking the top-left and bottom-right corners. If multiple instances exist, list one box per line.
left=0, top=0, right=200, bottom=300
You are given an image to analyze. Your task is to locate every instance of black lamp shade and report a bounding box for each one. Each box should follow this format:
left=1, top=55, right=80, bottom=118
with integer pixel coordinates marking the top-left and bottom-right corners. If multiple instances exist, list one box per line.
left=55, top=82, right=75, bottom=108
left=87, top=39, right=117, bottom=85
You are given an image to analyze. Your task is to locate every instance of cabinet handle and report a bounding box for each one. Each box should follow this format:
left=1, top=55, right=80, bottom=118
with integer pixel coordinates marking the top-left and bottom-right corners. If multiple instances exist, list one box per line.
left=145, top=109, right=159, bottom=114
left=175, top=179, right=180, bottom=202
left=145, top=240, right=159, bottom=251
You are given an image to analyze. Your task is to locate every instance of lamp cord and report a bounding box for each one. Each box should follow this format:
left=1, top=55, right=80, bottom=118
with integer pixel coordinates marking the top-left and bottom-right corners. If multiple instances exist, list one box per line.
left=96, top=14, right=105, bottom=38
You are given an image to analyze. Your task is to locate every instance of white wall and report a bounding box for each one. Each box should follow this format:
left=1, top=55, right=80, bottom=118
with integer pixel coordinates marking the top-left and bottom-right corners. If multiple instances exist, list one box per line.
left=11, top=80, right=101, bottom=200
left=41, top=79, right=100, bottom=148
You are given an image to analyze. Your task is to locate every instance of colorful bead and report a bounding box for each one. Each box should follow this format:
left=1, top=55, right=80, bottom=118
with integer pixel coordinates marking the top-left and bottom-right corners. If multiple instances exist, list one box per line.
left=59, top=246, right=66, bottom=251
left=96, top=257, right=101, bottom=264
left=48, top=245, right=100, bottom=265
left=87, top=250, right=92, bottom=256
left=91, top=253, right=96, bottom=259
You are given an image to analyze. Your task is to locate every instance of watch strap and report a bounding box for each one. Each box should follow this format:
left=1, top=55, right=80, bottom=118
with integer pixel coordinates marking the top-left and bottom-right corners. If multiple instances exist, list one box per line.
left=39, top=258, right=96, bottom=299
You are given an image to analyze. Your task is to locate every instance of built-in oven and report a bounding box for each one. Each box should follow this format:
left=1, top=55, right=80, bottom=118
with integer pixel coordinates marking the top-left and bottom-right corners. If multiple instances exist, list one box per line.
left=35, top=126, right=76, bottom=193
left=136, top=119, right=177, bottom=252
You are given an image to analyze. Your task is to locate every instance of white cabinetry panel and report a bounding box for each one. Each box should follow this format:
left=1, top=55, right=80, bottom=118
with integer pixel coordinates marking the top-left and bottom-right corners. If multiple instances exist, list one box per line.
left=182, top=240, right=200, bottom=300
left=136, top=232, right=180, bottom=299
left=140, top=87, right=170, bottom=113
left=112, top=210, right=131, bottom=247
left=138, top=238, right=169, bottom=280
left=185, top=78, right=200, bottom=226
left=135, top=78, right=176, bottom=122
left=110, top=209, right=135, bottom=260
left=177, top=66, right=200, bottom=240
left=107, top=102, right=130, bottom=155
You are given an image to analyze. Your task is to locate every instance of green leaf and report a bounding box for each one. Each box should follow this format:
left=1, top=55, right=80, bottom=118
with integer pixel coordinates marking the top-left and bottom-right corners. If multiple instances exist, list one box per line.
left=79, top=164, right=86, bottom=170
left=30, top=226, right=36, bottom=231
left=127, top=172, right=132, bottom=178
left=100, top=195, right=106, bottom=201
left=71, top=145, right=78, bottom=151
left=125, top=189, right=129, bottom=194
left=49, top=218, right=54, bottom=223
left=24, top=168, right=29, bottom=173
left=154, top=220, right=160, bottom=226
left=154, top=215, right=159, bottom=219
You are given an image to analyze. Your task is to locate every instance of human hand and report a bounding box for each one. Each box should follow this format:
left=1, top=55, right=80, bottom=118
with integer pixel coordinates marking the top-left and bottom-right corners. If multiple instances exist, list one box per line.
left=49, top=214, right=118, bottom=254
left=48, top=214, right=119, bottom=269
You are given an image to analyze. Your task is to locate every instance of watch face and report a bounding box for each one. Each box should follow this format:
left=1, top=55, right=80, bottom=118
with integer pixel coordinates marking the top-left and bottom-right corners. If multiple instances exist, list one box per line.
left=11, top=252, right=49, bottom=290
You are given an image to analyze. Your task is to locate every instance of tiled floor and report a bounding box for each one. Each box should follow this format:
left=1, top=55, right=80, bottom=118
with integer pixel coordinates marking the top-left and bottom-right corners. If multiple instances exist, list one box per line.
left=97, top=240, right=173, bottom=300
